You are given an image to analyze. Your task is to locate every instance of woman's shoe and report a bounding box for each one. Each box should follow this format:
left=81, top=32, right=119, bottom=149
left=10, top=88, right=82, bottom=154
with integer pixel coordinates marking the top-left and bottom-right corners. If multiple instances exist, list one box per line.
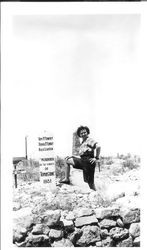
left=59, top=179, right=70, bottom=185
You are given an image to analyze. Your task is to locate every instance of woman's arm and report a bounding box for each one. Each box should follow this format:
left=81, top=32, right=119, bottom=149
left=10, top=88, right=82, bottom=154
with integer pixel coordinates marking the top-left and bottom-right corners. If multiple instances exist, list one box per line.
left=89, top=145, right=101, bottom=165
left=95, top=145, right=101, bottom=159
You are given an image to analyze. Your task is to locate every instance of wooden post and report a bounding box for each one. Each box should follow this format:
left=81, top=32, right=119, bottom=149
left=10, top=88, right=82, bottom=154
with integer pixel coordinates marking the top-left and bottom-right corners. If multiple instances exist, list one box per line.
left=98, top=161, right=101, bottom=172
left=14, top=164, right=17, bottom=188
left=25, top=136, right=28, bottom=160
left=97, top=147, right=101, bottom=172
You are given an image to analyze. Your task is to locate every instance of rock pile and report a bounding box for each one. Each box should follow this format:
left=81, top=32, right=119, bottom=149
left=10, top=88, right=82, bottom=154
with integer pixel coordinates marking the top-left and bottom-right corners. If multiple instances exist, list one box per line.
left=13, top=206, right=140, bottom=247
left=13, top=164, right=140, bottom=247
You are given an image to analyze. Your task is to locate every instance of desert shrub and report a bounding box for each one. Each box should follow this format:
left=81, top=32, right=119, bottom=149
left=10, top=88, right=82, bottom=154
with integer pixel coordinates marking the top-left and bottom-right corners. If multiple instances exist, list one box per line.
left=118, top=153, right=141, bottom=162
left=17, top=159, right=40, bottom=183
left=102, top=156, right=114, bottom=165
left=106, top=159, right=114, bottom=165
left=55, top=156, right=65, bottom=179
left=122, top=158, right=140, bottom=170
left=22, top=159, right=39, bottom=168
left=20, top=168, right=40, bottom=182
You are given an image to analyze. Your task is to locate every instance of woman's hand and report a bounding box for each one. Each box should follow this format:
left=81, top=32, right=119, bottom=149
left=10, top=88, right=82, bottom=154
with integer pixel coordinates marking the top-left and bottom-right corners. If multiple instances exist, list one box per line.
left=89, top=158, right=97, bottom=164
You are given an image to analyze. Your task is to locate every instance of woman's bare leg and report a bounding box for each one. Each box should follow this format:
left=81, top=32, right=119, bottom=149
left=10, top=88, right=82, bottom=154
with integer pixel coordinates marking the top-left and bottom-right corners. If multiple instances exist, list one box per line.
left=60, top=157, right=75, bottom=183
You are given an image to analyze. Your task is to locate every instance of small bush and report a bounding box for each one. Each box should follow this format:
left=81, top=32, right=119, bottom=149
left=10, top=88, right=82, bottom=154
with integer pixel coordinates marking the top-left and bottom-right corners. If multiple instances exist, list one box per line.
left=106, top=160, right=114, bottom=165
left=122, top=159, right=140, bottom=170
left=102, top=157, right=114, bottom=165
left=55, top=156, right=65, bottom=179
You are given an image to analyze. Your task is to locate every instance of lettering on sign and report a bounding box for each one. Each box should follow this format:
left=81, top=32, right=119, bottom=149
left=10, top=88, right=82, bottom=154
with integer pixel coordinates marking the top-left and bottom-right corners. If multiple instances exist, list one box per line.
left=40, top=172, right=54, bottom=177
left=38, top=133, right=56, bottom=186
left=38, top=137, right=53, bottom=141
left=39, top=147, right=53, bottom=151
left=41, top=158, right=54, bottom=161
left=38, top=142, right=53, bottom=146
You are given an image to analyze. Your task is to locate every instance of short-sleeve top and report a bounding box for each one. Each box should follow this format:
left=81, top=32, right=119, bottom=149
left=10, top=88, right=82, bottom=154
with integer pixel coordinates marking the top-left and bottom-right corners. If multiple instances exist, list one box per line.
left=79, top=137, right=97, bottom=158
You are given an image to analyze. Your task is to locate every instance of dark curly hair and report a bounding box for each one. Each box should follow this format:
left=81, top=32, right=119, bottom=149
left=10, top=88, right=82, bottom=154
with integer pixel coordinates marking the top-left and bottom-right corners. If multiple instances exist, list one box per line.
left=76, top=126, right=90, bottom=137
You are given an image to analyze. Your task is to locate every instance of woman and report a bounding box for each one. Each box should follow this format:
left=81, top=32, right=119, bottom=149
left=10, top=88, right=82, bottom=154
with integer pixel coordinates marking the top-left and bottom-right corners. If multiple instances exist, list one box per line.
left=60, top=126, right=101, bottom=191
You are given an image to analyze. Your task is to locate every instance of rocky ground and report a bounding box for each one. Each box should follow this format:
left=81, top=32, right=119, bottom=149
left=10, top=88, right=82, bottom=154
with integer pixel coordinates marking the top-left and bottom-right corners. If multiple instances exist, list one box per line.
left=13, top=158, right=140, bottom=247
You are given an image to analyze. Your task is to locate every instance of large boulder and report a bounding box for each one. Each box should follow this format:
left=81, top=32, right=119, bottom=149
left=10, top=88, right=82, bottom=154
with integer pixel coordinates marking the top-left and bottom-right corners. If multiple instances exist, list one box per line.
left=100, top=229, right=109, bottom=239
left=13, top=231, right=26, bottom=243
left=116, top=236, right=133, bottom=247
left=49, top=229, right=63, bottom=240
left=13, top=225, right=27, bottom=237
left=129, top=222, right=140, bottom=238
left=32, top=224, right=50, bottom=235
left=33, top=215, right=43, bottom=224
left=101, top=236, right=114, bottom=247
left=116, top=218, right=124, bottom=228
left=13, top=224, right=28, bottom=243
left=99, top=218, right=116, bottom=229
left=25, top=233, right=50, bottom=247
left=42, top=210, right=61, bottom=227
left=66, top=211, right=75, bottom=221
left=68, top=228, right=83, bottom=245
left=75, top=215, right=98, bottom=228
left=76, top=225, right=101, bottom=246
left=74, top=208, right=94, bottom=218
left=88, top=190, right=110, bottom=206
left=13, top=214, right=34, bottom=231
left=61, top=219, right=74, bottom=232
left=109, top=227, right=129, bottom=240
left=51, top=238, right=74, bottom=247
left=133, top=236, right=140, bottom=247
left=95, top=207, right=120, bottom=220
left=120, top=207, right=140, bottom=224
left=96, top=241, right=102, bottom=247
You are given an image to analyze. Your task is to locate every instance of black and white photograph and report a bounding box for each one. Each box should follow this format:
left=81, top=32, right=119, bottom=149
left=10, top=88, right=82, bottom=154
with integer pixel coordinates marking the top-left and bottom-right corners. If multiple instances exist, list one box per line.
left=1, top=2, right=147, bottom=249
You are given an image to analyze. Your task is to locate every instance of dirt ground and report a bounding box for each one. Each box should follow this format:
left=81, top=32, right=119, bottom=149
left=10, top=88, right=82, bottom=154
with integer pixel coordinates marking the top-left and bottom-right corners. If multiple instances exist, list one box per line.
left=13, top=159, right=140, bottom=216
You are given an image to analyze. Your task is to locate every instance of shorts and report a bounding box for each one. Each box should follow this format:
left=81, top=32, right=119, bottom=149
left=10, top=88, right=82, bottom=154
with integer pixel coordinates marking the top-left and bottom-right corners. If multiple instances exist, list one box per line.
left=72, top=157, right=95, bottom=184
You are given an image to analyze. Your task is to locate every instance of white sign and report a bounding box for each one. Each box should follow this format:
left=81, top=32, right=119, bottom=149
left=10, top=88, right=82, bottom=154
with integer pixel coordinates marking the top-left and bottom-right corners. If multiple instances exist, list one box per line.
left=38, top=132, right=56, bottom=186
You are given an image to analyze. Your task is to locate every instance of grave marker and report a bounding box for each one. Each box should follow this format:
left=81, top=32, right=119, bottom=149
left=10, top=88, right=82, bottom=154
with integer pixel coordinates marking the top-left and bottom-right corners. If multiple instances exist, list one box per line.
left=37, top=132, right=56, bottom=186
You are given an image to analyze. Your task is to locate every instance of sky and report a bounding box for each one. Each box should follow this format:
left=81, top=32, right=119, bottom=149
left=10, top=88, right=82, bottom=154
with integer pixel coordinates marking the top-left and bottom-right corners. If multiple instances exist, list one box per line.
left=2, top=6, right=144, bottom=159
